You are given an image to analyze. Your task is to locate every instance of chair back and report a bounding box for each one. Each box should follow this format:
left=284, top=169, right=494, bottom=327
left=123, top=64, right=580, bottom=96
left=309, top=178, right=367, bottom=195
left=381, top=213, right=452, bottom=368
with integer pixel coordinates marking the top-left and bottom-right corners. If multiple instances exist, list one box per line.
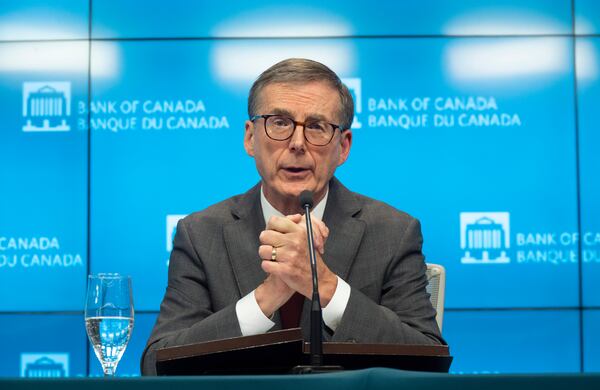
left=425, top=263, right=446, bottom=331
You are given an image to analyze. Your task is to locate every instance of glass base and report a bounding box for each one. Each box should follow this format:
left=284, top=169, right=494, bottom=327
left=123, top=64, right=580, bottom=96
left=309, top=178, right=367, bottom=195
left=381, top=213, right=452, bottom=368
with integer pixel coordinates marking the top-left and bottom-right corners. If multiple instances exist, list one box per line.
left=102, top=363, right=118, bottom=377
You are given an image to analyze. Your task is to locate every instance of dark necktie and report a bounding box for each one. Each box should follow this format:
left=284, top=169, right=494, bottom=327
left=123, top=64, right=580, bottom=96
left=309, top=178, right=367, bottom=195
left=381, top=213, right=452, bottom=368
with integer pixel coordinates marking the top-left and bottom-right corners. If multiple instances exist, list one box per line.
left=280, top=292, right=304, bottom=329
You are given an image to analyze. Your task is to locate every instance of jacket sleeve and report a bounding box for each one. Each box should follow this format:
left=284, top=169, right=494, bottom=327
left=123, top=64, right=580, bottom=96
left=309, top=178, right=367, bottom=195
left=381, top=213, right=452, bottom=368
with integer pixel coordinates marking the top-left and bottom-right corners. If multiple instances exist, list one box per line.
left=330, top=218, right=445, bottom=345
left=140, top=218, right=243, bottom=375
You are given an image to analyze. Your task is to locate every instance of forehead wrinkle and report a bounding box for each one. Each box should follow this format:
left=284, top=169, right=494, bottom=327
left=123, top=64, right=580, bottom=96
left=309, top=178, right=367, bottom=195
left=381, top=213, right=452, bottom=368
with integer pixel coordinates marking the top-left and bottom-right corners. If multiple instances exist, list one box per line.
left=270, top=108, right=294, bottom=117
left=269, top=108, right=329, bottom=123
left=260, top=82, right=341, bottom=123
left=303, top=113, right=329, bottom=122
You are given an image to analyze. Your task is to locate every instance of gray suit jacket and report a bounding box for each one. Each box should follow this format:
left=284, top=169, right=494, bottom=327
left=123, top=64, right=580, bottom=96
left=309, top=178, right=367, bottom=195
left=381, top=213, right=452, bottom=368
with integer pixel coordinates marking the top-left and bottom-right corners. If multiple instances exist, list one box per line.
left=141, top=178, right=444, bottom=375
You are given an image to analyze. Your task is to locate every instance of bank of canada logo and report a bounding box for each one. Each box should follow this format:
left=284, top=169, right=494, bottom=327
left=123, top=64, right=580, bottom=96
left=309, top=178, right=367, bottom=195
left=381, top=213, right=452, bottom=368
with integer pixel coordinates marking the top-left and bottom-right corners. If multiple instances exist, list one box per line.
left=166, top=214, right=187, bottom=252
left=22, top=81, right=71, bottom=132
left=341, top=78, right=362, bottom=129
left=460, top=212, right=510, bottom=264
left=20, top=353, right=69, bottom=377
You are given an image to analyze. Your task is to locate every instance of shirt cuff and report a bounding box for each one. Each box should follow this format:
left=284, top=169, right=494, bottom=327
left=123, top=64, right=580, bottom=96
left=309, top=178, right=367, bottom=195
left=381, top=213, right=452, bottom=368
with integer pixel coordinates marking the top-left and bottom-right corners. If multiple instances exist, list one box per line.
left=322, top=276, right=351, bottom=332
left=235, top=289, right=275, bottom=336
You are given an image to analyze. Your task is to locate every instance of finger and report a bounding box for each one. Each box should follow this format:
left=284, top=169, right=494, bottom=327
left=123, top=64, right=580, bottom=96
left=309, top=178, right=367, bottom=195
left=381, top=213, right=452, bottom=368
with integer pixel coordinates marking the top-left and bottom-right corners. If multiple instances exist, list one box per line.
left=259, top=229, right=286, bottom=246
left=311, top=216, right=329, bottom=238
left=262, top=259, right=312, bottom=299
left=305, top=214, right=328, bottom=254
left=258, top=244, right=279, bottom=261
left=311, top=221, right=325, bottom=253
left=292, top=214, right=322, bottom=254
left=261, top=259, right=284, bottom=275
left=266, top=215, right=302, bottom=233
left=286, top=214, right=302, bottom=223
left=312, top=226, right=324, bottom=255
left=261, top=259, right=303, bottom=283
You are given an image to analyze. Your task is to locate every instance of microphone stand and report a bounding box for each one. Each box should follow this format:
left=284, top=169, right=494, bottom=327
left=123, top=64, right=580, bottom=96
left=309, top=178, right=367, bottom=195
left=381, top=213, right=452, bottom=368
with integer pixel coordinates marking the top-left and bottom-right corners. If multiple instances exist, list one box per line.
left=292, top=191, right=343, bottom=374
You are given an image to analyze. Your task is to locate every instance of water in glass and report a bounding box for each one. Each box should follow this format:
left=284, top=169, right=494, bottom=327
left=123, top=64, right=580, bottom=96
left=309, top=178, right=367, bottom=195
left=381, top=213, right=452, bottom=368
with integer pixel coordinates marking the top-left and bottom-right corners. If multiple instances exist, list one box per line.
left=85, top=274, right=134, bottom=376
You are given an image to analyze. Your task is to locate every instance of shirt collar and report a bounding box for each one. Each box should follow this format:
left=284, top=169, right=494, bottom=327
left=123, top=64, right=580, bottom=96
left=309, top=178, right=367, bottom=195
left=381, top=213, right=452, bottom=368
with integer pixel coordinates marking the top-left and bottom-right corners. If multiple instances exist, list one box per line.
left=260, top=186, right=328, bottom=226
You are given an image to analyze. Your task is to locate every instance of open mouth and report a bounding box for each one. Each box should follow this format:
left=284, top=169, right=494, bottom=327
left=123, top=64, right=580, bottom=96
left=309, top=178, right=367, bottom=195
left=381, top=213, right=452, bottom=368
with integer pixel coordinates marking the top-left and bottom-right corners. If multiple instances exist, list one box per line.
left=284, top=167, right=307, bottom=173
left=282, top=166, right=311, bottom=175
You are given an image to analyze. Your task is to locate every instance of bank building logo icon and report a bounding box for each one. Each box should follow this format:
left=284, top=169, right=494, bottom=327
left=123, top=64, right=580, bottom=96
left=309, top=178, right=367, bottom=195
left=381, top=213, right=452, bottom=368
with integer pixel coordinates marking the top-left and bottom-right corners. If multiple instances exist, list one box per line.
left=22, top=81, right=71, bottom=132
left=341, top=78, right=362, bottom=129
left=20, top=353, right=69, bottom=377
left=166, top=214, right=187, bottom=252
left=460, top=212, right=510, bottom=264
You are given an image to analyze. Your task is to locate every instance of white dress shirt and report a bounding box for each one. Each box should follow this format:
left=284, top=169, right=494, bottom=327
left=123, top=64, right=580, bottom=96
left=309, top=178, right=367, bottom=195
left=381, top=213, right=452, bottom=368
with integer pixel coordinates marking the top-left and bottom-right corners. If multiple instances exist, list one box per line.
left=235, top=186, right=351, bottom=336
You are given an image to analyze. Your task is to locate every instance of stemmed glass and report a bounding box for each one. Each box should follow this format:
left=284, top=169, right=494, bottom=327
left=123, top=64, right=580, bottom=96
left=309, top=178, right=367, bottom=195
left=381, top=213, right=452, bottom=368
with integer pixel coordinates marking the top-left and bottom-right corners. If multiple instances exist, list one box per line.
left=85, top=274, right=134, bottom=376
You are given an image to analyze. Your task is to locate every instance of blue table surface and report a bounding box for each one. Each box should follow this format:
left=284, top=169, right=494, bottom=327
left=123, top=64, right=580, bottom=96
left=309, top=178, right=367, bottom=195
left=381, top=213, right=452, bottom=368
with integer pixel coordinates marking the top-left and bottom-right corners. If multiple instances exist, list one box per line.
left=2, top=368, right=600, bottom=390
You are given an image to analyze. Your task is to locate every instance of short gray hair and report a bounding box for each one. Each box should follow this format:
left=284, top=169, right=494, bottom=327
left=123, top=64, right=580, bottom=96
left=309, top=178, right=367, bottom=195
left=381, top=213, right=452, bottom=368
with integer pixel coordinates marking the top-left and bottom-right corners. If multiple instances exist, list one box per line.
left=248, top=58, right=354, bottom=130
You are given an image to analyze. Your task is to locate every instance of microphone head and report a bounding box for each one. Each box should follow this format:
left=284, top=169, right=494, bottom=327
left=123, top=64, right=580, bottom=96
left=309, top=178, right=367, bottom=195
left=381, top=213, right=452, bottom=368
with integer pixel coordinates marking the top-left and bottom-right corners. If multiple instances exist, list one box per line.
left=299, top=190, right=314, bottom=209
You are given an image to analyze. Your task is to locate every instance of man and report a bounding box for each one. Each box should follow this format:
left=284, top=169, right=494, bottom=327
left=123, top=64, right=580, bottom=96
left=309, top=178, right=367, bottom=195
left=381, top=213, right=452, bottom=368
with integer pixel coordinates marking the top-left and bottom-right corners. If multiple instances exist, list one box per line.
left=141, top=58, right=444, bottom=375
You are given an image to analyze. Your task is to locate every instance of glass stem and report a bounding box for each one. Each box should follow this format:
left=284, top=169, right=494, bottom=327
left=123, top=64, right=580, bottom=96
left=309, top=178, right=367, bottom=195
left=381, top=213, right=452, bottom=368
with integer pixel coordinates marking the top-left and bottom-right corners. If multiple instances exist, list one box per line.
left=103, top=364, right=116, bottom=377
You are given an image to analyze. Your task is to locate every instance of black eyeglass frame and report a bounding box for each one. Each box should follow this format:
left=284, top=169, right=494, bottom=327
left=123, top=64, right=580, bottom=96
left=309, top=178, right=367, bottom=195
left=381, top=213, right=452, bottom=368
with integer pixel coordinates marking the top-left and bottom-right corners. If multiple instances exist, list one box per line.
left=250, top=114, right=343, bottom=146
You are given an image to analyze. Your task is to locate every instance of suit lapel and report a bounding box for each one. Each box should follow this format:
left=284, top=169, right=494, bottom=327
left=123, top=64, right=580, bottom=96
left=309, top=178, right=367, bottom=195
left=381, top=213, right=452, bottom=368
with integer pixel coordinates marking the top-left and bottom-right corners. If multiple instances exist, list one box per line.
left=223, top=183, right=267, bottom=298
left=321, top=177, right=365, bottom=280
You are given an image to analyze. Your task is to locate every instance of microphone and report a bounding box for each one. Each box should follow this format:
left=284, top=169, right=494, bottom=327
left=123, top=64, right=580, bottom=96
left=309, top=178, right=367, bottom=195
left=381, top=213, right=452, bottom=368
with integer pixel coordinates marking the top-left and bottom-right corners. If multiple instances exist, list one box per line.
left=299, top=190, right=314, bottom=210
left=298, top=190, right=323, bottom=367
left=292, top=191, right=342, bottom=374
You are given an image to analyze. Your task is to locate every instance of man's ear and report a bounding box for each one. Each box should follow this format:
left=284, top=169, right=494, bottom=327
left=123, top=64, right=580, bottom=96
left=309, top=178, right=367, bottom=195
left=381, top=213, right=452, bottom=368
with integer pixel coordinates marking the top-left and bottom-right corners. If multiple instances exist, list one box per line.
left=244, top=120, right=255, bottom=157
left=337, top=129, right=352, bottom=166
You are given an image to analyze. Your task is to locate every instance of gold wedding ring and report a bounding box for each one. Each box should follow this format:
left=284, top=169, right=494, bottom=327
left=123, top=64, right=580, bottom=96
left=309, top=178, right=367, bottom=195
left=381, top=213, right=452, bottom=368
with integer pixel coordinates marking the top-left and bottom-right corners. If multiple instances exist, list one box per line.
left=271, top=247, right=277, bottom=262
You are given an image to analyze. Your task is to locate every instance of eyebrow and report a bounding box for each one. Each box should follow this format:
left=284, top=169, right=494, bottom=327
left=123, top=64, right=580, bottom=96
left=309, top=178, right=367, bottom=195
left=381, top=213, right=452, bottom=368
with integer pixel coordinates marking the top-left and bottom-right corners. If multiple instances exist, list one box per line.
left=269, top=108, right=330, bottom=123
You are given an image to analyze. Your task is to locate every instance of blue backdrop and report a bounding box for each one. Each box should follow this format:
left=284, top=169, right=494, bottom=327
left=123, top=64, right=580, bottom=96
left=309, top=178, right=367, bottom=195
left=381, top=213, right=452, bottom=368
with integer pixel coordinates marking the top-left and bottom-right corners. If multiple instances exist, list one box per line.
left=0, top=0, right=598, bottom=376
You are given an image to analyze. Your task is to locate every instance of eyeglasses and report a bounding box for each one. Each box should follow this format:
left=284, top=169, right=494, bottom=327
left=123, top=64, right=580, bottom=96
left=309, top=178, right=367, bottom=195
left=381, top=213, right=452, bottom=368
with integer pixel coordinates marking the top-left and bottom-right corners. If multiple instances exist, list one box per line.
left=250, top=114, right=341, bottom=146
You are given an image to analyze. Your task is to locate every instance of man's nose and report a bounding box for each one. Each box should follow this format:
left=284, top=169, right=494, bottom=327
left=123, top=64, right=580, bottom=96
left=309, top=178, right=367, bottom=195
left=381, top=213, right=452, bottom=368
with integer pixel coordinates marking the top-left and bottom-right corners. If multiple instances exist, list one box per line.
left=288, top=123, right=307, bottom=152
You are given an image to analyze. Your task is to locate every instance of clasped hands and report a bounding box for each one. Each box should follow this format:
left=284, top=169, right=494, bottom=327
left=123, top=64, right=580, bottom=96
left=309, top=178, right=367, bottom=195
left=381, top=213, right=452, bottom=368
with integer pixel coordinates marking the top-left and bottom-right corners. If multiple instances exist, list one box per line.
left=254, top=214, right=338, bottom=318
